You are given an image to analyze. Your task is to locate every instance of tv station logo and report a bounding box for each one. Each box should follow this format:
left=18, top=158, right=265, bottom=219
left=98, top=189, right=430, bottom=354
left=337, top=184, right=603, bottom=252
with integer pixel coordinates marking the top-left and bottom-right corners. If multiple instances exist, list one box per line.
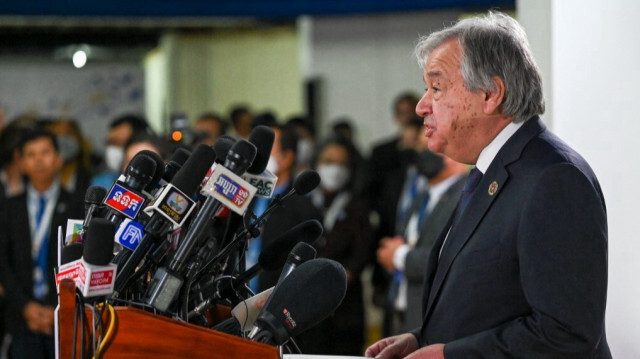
left=202, top=165, right=257, bottom=215
left=116, top=219, right=144, bottom=251
left=215, top=174, right=250, bottom=207
left=105, top=183, right=145, bottom=219
left=156, top=185, right=195, bottom=226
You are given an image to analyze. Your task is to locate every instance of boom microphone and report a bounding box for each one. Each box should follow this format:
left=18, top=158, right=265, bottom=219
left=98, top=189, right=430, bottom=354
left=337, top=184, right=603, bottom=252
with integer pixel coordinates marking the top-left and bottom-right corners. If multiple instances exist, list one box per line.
left=248, top=258, right=347, bottom=345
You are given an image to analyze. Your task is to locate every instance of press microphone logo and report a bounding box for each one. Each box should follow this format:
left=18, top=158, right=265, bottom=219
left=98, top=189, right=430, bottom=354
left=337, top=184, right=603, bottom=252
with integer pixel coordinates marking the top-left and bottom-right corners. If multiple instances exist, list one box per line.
left=282, top=308, right=297, bottom=330
left=105, top=183, right=145, bottom=219
left=116, top=219, right=144, bottom=251
left=167, top=191, right=189, bottom=215
left=215, top=175, right=250, bottom=207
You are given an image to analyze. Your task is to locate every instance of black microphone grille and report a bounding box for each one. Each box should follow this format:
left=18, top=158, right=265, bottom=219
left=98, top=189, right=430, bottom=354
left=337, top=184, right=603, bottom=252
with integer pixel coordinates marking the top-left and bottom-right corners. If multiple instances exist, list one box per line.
left=293, top=170, right=321, bottom=195
left=125, top=153, right=157, bottom=184
left=137, top=150, right=166, bottom=191
left=247, top=125, right=275, bottom=175
left=82, top=218, right=116, bottom=266
left=227, top=139, right=257, bottom=167
left=213, top=136, right=236, bottom=165
left=170, top=147, right=191, bottom=166
left=61, top=243, right=84, bottom=265
left=257, top=258, right=347, bottom=344
left=171, top=144, right=217, bottom=196
left=85, top=185, right=107, bottom=205
left=289, top=242, right=317, bottom=262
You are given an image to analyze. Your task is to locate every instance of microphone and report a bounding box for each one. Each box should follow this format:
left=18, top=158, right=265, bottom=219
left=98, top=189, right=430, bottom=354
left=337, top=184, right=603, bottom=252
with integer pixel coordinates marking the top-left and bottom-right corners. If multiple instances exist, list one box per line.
left=213, top=136, right=237, bottom=165
left=60, top=242, right=84, bottom=265
left=56, top=218, right=118, bottom=297
left=248, top=258, right=347, bottom=345
left=137, top=150, right=166, bottom=197
left=188, top=220, right=322, bottom=319
left=103, top=153, right=157, bottom=226
left=112, top=145, right=216, bottom=297
left=144, top=140, right=257, bottom=312
left=292, top=169, right=321, bottom=196
left=242, top=126, right=278, bottom=198
left=83, top=185, right=107, bottom=232
left=162, top=147, right=191, bottom=184
left=277, top=242, right=317, bottom=284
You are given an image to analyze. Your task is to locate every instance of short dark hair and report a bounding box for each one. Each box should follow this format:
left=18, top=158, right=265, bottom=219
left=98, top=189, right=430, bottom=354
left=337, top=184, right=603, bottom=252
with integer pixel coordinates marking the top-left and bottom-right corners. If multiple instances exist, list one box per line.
left=0, top=122, right=30, bottom=167
left=109, top=114, right=151, bottom=133
left=277, top=124, right=298, bottom=155
left=393, top=92, right=420, bottom=115
left=229, top=106, right=250, bottom=126
left=18, top=128, right=59, bottom=154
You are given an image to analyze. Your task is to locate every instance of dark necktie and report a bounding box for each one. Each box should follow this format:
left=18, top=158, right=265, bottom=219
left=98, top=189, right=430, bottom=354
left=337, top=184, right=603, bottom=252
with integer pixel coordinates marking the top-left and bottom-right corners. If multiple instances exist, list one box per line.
left=452, top=167, right=483, bottom=227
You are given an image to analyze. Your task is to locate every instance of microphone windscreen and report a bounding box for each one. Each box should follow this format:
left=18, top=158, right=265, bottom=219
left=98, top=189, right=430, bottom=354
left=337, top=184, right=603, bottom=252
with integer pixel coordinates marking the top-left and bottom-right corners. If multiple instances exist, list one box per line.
left=289, top=242, right=317, bottom=263
left=83, top=218, right=117, bottom=265
left=247, top=126, right=275, bottom=175
left=256, top=258, right=347, bottom=344
left=213, top=136, right=236, bottom=164
left=85, top=185, right=107, bottom=206
left=124, top=153, right=157, bottom=191
left=61, top=243, right=84, bottom=265
left=225, top=140, right=257, bottom=174
left=170, top=147, right=191, bottom=166
left=293, top=170, right=321, bottom=195
left=171, top=144, right=217, bottom=196
left=258, top=219, right=323, bottom=271
left=137, top=150, right=166, bottom=192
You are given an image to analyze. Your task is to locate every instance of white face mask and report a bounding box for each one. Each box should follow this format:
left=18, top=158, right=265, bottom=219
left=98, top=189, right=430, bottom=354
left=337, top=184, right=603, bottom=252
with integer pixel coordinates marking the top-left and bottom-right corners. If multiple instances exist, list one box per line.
left=317, top=164, right=350, bottom=192
left=266, top=155, right=279, bottom=175
left=105, top=145, right=124, bottom=172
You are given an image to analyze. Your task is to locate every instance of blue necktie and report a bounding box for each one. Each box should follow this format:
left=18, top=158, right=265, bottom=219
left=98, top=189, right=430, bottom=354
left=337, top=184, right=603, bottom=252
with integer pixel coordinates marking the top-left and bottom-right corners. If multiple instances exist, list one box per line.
left=452, top=168, right=483, bottom=227
left=34, top=195, right=49, bottom=300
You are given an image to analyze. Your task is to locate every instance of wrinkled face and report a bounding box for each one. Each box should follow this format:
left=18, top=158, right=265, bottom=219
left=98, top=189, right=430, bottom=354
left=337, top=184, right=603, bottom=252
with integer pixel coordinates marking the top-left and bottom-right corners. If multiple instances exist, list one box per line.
left=415, top=39, right=488, bottom=164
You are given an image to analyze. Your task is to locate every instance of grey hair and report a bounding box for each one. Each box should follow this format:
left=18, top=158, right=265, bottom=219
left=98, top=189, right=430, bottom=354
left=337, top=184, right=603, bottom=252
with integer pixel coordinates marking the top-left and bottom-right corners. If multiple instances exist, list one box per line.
left=415, top=11, right=545, bottom=123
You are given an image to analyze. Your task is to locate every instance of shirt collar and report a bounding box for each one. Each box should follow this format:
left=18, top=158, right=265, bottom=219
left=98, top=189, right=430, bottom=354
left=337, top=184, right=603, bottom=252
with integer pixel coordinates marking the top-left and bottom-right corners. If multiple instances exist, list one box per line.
left=27, top=177, right=60, bottom=202
left=475, top=121, right=523, bottom=173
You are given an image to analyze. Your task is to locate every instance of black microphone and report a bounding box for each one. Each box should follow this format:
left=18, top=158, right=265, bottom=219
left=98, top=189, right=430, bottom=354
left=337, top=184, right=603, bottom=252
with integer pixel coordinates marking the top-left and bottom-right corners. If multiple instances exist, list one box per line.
left=162, top=148, right=191, bottom=184
left=83, top=185, right=107, bottom=231
left=60, top=242, right=84, bottom=265
left=213, top=136, right=236, bottom=165
left=276, top=242, right=317, bottom=284
left=247, top=125, right=274, bottom=175
left=138, top=150, right=166, bottom=196
left=112, top=145, right=216, bottom=297
left=144, top=140, right=256, bottom=312
left=188, top=220, right=322, bottom=319
left=248, top=258, right=347, bottom=345
left=292, top=169, right=321, bottom=196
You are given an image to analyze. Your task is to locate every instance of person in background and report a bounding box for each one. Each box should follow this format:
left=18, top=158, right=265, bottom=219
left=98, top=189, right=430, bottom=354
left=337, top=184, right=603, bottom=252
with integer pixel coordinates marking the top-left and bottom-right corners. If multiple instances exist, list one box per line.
left=284, top=116, right=315, bottom=174
left=377, top=144, right=467, bottom=335
left=228, top=105, right=252, bottom=140
left=252, top=125, right=321, bottom=292
left=366, top=11, right=610, bottom=358
left=367, top=93, right=420, bottom=315
left=0, top=128, right=83, bottom=359
left=331, top=117, right=368, bottom=196
left=91, top=114, right=152, bottom=188
left=47, top=118, right=94, bottom=201
left=192, top=112, right=227, bottom=146
left=296, top=137, right=373, bottom=356
left=0, top=121, right=30, bottom=202
left=122, top=132, right=171, bottom=171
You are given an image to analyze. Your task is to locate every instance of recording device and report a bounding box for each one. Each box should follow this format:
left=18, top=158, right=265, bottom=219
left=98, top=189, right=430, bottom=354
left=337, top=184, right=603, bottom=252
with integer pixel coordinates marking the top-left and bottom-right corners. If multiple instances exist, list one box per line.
left=55, top=218, right=118, bottom=297
left=248, top=259, right=347, bottom=345
left=212, top=286, right=275, bottom=335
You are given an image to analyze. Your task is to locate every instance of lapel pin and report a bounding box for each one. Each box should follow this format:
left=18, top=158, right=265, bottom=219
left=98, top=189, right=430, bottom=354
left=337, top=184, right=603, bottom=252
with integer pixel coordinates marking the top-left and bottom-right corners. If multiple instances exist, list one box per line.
left=488, top=181, right=499, bottom=196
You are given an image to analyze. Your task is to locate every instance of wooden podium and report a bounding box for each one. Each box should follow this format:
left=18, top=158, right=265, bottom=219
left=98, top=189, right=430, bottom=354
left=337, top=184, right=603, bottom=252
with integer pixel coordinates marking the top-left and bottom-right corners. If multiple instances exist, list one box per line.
left=58, top=279, right=279, bottom=359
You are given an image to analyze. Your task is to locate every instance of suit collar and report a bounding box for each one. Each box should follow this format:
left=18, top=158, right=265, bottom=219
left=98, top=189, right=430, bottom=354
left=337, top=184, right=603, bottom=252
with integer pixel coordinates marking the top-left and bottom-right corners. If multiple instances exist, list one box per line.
left=423, top=116, right=546, bottom=320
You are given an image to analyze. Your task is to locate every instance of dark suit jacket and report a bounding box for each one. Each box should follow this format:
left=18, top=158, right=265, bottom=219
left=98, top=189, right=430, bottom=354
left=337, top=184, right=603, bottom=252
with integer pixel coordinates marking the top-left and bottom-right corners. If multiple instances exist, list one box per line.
left=399, top=175, right=465, bottom=332
left=413, top=117, right=611, bottom=358
left=0, top=188, right=84, bottom=335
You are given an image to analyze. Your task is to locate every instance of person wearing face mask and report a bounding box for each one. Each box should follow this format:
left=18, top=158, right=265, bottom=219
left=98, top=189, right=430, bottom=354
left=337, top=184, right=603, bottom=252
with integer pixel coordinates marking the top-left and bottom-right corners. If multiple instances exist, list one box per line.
left=294, top=137, right=373, bottom=356
left=376, top=138, right=468, bottom=336
left=48, top=118, right=94, bottom=202
left=90, top=114, right=152, bottom=189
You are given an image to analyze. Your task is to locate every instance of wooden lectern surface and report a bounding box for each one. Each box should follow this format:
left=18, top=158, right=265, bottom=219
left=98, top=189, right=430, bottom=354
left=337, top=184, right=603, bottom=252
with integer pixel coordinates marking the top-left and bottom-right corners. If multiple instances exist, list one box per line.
left=58, top=279, right=279, bottom=359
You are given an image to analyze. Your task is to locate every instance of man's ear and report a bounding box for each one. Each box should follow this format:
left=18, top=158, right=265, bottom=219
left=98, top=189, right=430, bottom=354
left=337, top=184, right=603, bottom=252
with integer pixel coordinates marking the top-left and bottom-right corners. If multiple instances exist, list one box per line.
left=483, top=76, right=505, bottom=115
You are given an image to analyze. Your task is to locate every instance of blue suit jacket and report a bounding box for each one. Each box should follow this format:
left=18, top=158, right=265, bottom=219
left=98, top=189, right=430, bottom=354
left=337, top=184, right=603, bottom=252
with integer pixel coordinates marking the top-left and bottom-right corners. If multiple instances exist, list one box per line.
left=414, top=117, right=611, bottom=358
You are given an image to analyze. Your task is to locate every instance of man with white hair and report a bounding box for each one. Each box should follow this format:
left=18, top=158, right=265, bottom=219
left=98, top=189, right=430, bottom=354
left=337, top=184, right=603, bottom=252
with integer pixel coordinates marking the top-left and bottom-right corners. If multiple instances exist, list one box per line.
left=366, top=11, right=610, bottom=358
